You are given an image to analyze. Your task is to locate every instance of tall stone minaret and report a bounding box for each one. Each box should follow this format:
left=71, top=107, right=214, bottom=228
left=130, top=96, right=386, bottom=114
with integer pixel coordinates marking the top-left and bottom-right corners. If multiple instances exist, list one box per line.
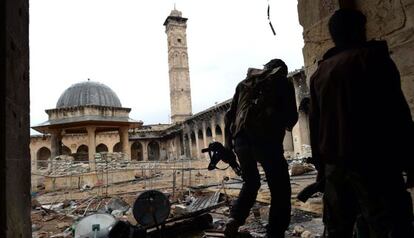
left=164, top=8, right=192, bottom=123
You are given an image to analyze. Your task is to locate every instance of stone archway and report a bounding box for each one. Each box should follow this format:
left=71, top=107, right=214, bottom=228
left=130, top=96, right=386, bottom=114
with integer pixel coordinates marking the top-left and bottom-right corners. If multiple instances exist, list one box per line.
left=190, top=132, right=197, bottom=158
left=131, top=142, right=143, bottom=161
left=77, top=144, right=88, bottom=153
left=206, top=127, right=213, bottom=143
left=75, top=144, right=89, bottom=162
left=148, top=141, right=160, bottom=161
left=179, top=134, right=185, bottom=156
left=183, top=134, right=191, bottom=157
left=37, top=147, right=51, bottom=169
left=113, top=142, right=122, bottom=153
left=96, top=143, right=109, bottom=153
left=215, top=125, right=223, bottom=143
left=198, top=129, right=207, bottom=158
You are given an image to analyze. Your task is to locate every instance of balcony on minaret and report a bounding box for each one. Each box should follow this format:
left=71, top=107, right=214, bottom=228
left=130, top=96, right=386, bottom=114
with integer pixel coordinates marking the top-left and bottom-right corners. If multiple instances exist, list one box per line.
left=164, top=9, right=188, bottom=26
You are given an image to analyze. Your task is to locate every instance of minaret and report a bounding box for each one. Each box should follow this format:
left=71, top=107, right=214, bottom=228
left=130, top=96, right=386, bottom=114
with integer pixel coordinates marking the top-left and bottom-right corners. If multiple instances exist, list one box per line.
left=164, top=8, right=192, bottom=123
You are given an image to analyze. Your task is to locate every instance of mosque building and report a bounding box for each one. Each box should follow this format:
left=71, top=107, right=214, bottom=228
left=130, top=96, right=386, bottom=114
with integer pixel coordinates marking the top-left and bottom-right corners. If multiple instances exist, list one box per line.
left=30, top=9, right=310, bottom=171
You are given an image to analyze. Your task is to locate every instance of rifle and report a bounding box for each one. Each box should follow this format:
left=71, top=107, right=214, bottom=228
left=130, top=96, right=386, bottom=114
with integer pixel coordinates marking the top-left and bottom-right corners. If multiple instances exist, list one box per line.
left=201, top=142, right=242, bottom=176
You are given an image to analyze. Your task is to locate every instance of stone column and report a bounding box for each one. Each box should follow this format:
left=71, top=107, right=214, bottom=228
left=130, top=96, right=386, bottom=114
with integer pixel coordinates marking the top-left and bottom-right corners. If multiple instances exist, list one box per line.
left=86, top=126, right=97, bottom=170
left=298, top=114, right=310, bottom=146
left=220, top=118, right=226, bottom=146
left=175, top=136, right=181, bottom=159
left=202, top=122, right=208, bottom=148
left=119, top=126, right=130, bottom=159
left=181, top=133, right=187, bottom=158
left=187, top=132, right=193, bottom=158
left=194, top=128, right=201, bottom=159
left=50, top=130, right=62, bottom=171
left=291, top=73, right=311, bottom=153
left=283, top=131, right=294, bottom=153
left=211, top=119, right=217, bottom=141
left=50, top=129, right=62, bottom=159
left=142, top=141, right=149, bottom=161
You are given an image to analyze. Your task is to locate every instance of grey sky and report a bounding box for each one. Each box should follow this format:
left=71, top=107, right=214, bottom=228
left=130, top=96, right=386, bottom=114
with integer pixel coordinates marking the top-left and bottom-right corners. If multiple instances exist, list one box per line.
left=30, top=0, right=304, bottom=133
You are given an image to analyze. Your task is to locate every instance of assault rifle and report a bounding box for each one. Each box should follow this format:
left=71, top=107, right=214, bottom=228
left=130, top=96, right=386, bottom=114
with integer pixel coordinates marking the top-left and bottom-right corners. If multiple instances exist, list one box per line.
left=201, top=142, right=242, bottom=176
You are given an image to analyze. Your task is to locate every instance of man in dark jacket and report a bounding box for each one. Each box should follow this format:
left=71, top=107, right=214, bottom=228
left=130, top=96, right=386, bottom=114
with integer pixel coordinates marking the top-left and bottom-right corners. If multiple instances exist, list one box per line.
left=310, top=9, right=414, bottom=237
left=224, top=59, right=298, bottom=238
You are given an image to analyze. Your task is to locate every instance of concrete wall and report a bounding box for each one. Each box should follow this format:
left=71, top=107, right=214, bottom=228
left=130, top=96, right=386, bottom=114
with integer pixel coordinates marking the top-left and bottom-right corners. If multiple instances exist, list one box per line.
left=298, top=0, right=414, bottom=117
left=1, top=0, right=32, bottom=236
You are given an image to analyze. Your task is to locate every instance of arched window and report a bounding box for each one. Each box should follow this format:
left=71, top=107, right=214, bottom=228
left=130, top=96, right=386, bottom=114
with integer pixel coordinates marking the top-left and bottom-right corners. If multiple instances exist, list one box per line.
left=131, top=142, right=143, bottom=161
left=197, top=129, right=203, bottom=140
left=190, top=132, right=197, bottom=158
left=148, top=141, right=160, bottom=161
left=206, top=127, right=213, bottom=143
left=190, top=132, right=196, bottom=146
left=181, top=53, right=188, bottom=66
left=37, top=147, right=51, bottom=169
left=173, top=52, right=180, bottom=65
left=96, top=143, right=109, bottom=153
left=113, top=142, right=122, bottom=153
left=75, top=144, right=89, bottom=162
left=77, top=144, right=88, bottom=154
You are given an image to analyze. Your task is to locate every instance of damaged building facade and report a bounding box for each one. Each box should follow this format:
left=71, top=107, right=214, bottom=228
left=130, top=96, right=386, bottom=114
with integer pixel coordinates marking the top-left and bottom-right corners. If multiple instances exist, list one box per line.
left=29, top=9, right=311, bottom=172
left=3, top=0, right=414, bottom=236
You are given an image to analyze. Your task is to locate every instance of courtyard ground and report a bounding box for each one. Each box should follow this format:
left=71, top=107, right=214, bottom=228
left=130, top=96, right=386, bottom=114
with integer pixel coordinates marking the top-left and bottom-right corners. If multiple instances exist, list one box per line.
left=30, top=159, right=325, bottom=237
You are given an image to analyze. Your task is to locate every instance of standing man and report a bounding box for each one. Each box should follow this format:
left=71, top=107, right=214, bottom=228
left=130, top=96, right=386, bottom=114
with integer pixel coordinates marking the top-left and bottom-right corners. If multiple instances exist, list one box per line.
left=310, top=9, right=414, bottom=237
left=224, top=59, right=298, bottom=238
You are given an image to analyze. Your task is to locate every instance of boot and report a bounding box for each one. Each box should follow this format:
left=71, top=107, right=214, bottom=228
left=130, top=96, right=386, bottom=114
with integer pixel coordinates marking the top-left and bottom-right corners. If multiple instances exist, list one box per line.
left=224, top=218, right=242, bottom=237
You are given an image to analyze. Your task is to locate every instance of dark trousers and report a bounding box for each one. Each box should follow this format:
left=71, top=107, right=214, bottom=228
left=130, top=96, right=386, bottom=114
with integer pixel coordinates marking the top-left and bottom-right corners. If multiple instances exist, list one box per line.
left=323, top=164, right=414, bottom=238
left=230, top=135, right=291, bottom=237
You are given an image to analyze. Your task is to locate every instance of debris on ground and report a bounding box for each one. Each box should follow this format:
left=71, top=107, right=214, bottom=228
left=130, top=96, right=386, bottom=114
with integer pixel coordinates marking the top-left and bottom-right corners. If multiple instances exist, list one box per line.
left=289, top=162, right=315, bottom=176
left=31, top=159, right=324, bottom=238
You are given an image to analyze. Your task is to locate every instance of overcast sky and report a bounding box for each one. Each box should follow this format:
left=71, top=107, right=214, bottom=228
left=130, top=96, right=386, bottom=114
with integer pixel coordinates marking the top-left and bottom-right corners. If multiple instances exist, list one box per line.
left=30, top=0, right=304, bottom=133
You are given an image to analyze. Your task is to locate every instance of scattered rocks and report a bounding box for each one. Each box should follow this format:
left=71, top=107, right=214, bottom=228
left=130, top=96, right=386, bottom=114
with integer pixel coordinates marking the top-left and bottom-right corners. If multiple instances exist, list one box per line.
left=106, top=196, right=130, bottom=213
left=172, top=204, right=188, bottom=215
left=301, top=230, right=315, bottom=238
left=293, top=225, right=305, bottom=235
left=32, top=224, right=42, bottom=232
left=111, top=209, right=125, bottom=218
left=290, top=163, right=315, bottom=176
left=80, top=184, right=92, bottom=191
left=56, top=222, right=70, bottom=229
left=32, top=198, right=42, bottom=209
left=42, top=215, right=56, bottom=222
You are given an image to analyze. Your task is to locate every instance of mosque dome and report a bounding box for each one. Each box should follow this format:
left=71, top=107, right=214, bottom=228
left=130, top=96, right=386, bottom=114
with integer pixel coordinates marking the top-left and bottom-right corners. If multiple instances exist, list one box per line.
left=56, top=81, right=122, bottom=108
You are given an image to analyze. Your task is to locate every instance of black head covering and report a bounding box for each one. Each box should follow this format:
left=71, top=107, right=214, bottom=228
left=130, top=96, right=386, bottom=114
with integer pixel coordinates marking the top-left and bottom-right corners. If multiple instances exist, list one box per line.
left=328, top=9, right=367, bottom=47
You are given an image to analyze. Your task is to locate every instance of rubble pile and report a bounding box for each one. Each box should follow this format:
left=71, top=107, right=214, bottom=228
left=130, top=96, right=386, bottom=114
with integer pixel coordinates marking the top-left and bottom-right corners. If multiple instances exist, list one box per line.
left=39, top=153, right=134, bottom=176
left=94, top=153, right=131, bottom=171
left=300, top=144, right=312, bottom=158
